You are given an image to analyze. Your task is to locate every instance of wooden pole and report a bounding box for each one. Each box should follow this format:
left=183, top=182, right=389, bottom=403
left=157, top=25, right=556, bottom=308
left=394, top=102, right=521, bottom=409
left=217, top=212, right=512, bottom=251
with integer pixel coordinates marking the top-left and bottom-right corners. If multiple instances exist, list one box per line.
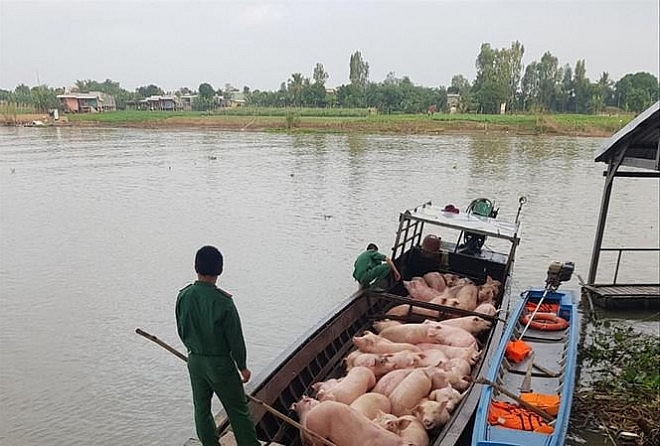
left=135, top=328, right=337, bottom=446
left=474, top=377, right=555, bottom=422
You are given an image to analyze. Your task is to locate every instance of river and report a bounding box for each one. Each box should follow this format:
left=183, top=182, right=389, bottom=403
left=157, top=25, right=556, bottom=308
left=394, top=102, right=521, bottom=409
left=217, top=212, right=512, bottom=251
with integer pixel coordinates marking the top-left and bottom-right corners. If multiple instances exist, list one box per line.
left=1, top=126, right=658, bottom=446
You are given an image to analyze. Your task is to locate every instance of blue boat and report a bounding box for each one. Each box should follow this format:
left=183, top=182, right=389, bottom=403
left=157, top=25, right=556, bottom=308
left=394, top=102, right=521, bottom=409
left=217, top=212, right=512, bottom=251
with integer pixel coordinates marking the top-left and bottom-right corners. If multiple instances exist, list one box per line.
left=472, top=262, right=578, bottom=446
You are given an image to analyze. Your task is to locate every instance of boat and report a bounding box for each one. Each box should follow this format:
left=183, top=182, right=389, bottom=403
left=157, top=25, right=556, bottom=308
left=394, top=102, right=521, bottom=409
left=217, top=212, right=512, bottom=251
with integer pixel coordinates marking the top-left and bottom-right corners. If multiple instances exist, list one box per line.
left=207, top=198, right=526, bottom=446
left=471, top=261, right=578, bottom=446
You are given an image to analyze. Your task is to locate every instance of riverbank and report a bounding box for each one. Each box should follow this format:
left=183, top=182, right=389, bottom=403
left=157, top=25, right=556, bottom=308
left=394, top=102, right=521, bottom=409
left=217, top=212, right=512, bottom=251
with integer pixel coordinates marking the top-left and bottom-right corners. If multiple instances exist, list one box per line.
left=1, top=109, right=633, bottom=137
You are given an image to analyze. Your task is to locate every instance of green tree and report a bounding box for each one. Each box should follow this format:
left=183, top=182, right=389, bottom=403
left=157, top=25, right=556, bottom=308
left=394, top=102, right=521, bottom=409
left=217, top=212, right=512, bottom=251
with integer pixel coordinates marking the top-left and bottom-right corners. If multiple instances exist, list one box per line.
left=287, top=73, right=305, bottom=107
left=193, top=82, right=215, bottom=111
left=614, top=72, right=659, bottom=112
left=136, top=84, right=164, bottom=98
left=313, top=63, right=329, bottom=86
left=349, top=51, right=369, bottom=86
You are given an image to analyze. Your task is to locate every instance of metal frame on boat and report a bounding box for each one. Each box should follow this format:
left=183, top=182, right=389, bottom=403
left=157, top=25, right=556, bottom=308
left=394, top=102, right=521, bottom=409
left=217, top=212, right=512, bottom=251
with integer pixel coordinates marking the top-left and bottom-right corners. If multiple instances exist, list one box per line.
left=212, top=199, right=524, bottom=446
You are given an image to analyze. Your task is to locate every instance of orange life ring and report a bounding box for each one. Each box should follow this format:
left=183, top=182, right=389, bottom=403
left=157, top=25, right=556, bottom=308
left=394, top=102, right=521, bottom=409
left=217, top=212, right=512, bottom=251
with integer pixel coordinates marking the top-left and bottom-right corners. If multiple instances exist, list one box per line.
left=520, top=312, right=569, bottom=331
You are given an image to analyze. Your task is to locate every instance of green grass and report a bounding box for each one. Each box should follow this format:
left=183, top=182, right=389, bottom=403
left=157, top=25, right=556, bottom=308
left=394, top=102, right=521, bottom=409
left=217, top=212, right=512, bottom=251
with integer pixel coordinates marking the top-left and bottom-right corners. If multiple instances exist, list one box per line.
left=62, top=108, right=634, bottom=136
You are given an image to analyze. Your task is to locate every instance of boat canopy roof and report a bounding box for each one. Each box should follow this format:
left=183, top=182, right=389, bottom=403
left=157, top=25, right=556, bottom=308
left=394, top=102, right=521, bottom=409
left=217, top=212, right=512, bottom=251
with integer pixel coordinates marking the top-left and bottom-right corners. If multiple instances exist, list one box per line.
left=595, top=101, right=659, bottom=171
left=404, top=202, right=520, bottom=242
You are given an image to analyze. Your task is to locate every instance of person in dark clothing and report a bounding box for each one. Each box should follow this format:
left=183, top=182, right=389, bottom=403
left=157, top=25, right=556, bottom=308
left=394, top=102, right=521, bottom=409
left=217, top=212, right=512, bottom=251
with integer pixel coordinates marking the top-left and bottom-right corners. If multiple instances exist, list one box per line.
left=352, top=243, right=401, bottom=289
left=175, top=245, right=260, bottom=446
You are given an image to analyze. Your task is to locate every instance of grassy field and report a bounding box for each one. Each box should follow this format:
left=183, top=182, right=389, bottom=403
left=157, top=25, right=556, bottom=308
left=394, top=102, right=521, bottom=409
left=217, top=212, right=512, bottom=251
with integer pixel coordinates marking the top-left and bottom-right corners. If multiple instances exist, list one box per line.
left=12, top=108, right=634, bottom=136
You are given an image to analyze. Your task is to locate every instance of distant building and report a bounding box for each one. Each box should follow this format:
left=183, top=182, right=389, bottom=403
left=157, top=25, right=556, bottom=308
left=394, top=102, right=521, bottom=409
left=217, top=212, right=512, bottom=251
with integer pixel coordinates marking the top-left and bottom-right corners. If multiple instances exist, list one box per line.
left=447, top=94, right=460, bottom=114
left=127, top=95, right=179, bottom=111
left=222, top=92, right=246, bottom=108
left=180, top=94, right=197, bottom=111
left=57, top=91, right=116, bottom=113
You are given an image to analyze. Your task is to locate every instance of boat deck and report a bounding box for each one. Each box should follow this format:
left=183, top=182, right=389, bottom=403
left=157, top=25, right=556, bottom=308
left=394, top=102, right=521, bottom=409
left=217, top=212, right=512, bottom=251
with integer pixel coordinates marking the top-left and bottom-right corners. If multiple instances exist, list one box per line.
left=583, top=283, right=660, bottom=309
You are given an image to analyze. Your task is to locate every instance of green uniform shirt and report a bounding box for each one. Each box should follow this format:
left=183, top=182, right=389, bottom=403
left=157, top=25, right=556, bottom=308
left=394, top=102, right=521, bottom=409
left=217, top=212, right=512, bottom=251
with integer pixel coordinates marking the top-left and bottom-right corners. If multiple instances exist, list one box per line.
left=353, top=250, right=386, bottom=282
left=175, top=281, right=248, bottom=371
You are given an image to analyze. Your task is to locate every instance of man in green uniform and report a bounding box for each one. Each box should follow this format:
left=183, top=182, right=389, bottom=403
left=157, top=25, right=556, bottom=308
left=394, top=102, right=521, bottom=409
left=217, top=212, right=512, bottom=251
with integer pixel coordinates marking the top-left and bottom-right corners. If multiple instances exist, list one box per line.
left=352, top=243, right=401, bottom=289
left=176, top=245, right=260, bottom=446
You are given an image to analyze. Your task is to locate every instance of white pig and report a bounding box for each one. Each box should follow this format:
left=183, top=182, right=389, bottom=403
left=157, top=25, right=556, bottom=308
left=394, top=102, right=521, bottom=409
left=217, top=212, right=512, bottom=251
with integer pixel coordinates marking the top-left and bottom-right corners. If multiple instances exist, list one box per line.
left=412, top=399, right=450, bottom=430
left=353, top=331, right=422, bottom=354
left=389, top=368, right=432, bottom=416
left=299, top=400, right=413, bottom=446
left=436, top=315, right=491, bottom=335
left=350, top=392, right=392, bottom=420
left=315, top=366, right=376, bottom=405
left=429, top=385, right=464, bottom=412
left=372, top=369, right=415, bottom=396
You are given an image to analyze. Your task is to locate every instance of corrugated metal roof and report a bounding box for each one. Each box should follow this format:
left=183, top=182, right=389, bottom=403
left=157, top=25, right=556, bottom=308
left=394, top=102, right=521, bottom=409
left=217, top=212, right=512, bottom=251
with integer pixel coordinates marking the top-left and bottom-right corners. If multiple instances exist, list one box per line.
left=595, top=101, right=659, bottom=171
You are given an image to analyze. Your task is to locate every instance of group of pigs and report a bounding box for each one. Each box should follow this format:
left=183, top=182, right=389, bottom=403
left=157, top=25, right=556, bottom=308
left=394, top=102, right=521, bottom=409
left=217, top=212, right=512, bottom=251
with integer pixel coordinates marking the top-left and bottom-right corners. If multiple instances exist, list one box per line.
left=290, top=272, right=501, bottom=446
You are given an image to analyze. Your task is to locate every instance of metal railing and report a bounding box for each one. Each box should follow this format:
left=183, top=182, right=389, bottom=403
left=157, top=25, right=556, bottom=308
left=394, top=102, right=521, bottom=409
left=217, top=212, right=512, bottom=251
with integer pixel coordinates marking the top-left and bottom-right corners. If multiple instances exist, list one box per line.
left=599, top=247, right=660, bottom=284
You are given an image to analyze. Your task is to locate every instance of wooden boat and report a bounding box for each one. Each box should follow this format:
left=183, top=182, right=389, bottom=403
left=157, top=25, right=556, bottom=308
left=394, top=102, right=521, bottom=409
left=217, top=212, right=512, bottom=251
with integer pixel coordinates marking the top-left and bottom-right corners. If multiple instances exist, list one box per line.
left=209, top=199, right=525, bottom=446
left=471, top=262, right=578, bottom=446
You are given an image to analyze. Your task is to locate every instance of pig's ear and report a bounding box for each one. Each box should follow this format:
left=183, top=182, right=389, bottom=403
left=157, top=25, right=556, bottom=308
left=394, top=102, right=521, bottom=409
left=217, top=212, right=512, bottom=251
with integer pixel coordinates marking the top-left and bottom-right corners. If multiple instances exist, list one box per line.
left=439, top=400, right=449, bottom=412
left=411, top=404, right=422, bottom=417
left=397, top=417, right=414, bottom=430
left=290, top=402, right=297, bottom=411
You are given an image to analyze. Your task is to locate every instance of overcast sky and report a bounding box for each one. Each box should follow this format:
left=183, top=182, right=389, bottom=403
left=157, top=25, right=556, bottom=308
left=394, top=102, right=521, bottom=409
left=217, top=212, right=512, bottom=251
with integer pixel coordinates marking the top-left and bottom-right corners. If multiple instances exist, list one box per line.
left=1, top=0, right=658, bottom=92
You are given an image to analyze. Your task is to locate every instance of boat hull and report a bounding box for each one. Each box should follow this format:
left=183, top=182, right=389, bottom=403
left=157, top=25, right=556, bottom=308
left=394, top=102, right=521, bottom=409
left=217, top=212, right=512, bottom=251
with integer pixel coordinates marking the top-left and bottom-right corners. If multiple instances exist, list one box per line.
left=472, top=289, right=579, bottom=446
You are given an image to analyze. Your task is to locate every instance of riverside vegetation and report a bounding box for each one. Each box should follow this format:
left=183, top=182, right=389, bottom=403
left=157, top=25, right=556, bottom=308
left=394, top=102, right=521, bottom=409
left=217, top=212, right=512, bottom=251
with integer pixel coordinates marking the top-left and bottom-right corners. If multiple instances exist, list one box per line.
left=19, top=107, right=633, bottom=137
left=574, top=315, right=660, bottom=446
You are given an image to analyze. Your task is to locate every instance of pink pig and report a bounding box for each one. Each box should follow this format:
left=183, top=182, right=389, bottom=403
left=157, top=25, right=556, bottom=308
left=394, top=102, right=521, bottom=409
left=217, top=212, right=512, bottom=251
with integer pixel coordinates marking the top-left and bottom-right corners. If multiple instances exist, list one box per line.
left=353, top=331, right=422, bottom=354
left=302, top=400, right=413, bottom=446
left=389, top=368, right=432, bottom=416
left=350, top=392, right=392, bottom=420
left=423, top=271, right=447, bottom=292
left=372, top=368, right=415, bottom=396
left=412, top=399, right=450, bottom=430
left=315, top=366, right=376, bottom=405
left=437, top=315, right=491, bottom=335
left=421, top=321, right=478, bottom=348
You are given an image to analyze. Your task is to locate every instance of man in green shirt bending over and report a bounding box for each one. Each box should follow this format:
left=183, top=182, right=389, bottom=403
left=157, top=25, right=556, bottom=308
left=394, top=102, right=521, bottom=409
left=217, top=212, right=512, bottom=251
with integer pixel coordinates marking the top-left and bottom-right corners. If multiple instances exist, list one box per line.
left=176, top=245, right=260, bottom=446
left=352, top=243, right=401, bottom=290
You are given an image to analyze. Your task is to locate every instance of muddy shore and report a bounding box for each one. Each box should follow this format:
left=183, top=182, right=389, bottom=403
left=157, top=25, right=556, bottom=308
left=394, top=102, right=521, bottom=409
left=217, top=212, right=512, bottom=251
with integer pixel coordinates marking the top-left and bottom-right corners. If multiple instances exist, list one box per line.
left=2, top=112, right=625, bottom=137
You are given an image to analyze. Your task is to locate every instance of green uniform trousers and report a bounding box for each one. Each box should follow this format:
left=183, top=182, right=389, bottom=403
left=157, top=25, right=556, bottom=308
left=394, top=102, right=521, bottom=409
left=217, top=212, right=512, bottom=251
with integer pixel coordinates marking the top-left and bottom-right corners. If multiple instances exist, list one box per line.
left=187, top=354, right=260, bottom=446
left=356, top=263, right=391, bottom=287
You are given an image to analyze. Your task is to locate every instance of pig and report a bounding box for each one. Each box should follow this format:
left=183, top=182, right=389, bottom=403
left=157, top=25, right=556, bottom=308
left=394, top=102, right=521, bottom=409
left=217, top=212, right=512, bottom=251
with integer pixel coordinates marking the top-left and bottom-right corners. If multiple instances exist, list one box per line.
left=412, top=399, right=450, bottom=430
left=372, top=369, right=415, bottom=396
left=394, top=415, right=430, bottom=446
left=383, top=350, right=425, bottom=369
left=404, top=280, right=442, bottom=302
left=429, top=385, right=464, bottom=412
left=436, top=315, right=491, bottom=335
left=421, top=366, right=451, bottom=390
left=416, top=342, right=481, bottom=365
left=474, top=302, right=497, bottom=317
left=421, top=321, right=478, bottom=348
left=417, top=348, right=448, bottom=367
left=423, top=271, right=446, bottom=292
left=425, top=366, right=470, bottom=392
left=353, top=331, right=422, bottom=354
left=290, top=395, right=321, bottom=445
left=350, top=392, right=392, bottom=420
left=389, top=368, right=432, bottom=416
left=375, top=413, right=429, bottom=446
left=379, top=323, right=434, bottom=344
left=345, top=351, right=396, bottom=377
left=439, top=357, right=472, bottom=378
left=453, top=284, right=479, bottom=311
left=373, top=319, right=402, bottom=333
left=298, top=400, right=412, bottom=446
left=311, top=378, right=340, bottom=396
left=315, top=366, right=376, bottom=405
left=373, top=410, right=400, bottom=432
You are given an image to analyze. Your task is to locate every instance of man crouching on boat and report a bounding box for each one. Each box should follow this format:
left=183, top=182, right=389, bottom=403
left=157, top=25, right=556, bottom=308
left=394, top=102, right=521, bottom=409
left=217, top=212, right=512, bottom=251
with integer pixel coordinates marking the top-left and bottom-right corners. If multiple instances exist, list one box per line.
left=353, top=243, right=401, bottom=290
left=176, top=245, right=260, bottom=446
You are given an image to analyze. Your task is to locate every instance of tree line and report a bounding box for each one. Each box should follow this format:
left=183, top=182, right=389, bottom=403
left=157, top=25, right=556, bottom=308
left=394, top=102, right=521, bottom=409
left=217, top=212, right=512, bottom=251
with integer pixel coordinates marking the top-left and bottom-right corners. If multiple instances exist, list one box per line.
left=1, top=41, right=658, bottom=114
